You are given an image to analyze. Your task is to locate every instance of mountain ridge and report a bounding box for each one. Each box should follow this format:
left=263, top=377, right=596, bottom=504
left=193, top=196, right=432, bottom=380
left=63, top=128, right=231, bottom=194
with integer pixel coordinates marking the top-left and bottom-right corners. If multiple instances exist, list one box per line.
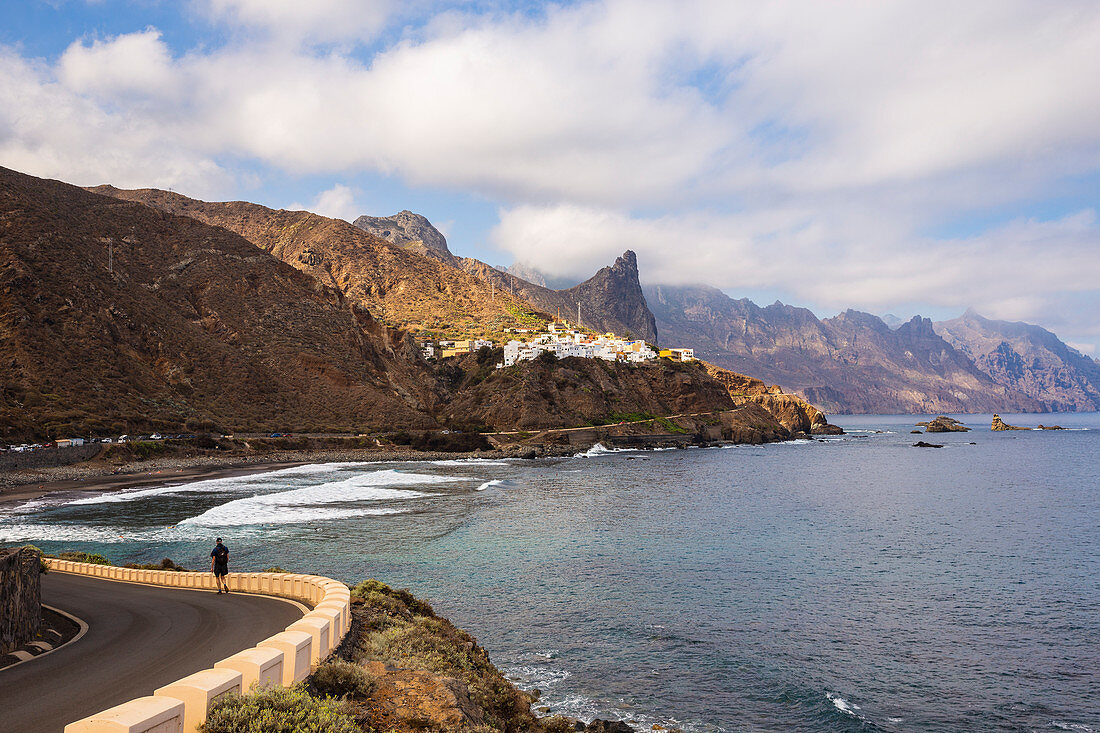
left=935, top=310, right=1100, bottom=411
left=644, top=283, right=1049, bottom=414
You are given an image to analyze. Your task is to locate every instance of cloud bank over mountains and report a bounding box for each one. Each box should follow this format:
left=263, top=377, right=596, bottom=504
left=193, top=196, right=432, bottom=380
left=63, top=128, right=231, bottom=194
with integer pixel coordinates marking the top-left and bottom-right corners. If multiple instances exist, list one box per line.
left=2, top=0, right=1098, bottom=352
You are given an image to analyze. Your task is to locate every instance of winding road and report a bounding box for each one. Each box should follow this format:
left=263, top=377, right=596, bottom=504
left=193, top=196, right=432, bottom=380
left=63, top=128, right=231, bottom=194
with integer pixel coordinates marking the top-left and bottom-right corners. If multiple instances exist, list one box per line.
left=0, top=571, right=304, bottom=733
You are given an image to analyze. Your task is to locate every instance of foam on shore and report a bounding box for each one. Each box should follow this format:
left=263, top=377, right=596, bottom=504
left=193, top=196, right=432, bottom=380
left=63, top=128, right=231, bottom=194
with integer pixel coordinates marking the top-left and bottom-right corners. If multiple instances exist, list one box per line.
left=178, top=469, right=460, bottom=527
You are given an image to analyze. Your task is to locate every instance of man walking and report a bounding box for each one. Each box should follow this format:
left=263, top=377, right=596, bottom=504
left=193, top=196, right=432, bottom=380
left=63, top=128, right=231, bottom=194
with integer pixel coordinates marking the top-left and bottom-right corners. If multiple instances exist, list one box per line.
left=210, top=537, right=230, bottom=593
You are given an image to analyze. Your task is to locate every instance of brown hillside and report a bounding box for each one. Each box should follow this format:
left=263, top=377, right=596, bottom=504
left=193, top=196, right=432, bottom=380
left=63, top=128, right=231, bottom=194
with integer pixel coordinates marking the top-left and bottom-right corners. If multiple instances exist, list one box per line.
left=89, top=186, right=552, bottom=339
left=440, top=352, right=739, bottom=431
left=1, top=167, right=439, bottom=440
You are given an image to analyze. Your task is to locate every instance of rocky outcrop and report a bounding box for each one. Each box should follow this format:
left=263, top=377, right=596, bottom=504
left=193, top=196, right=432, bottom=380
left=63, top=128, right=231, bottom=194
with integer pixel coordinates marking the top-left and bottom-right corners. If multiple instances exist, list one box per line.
left=1, top=547, right=41, bottom=654
left=913, top=441, right=944, bottom=448
left=992, top=414, right=1030, bottom=431
left=702, top=364, right=844, bottom=435
left=442, top=353, right=739, bottom=431
left=935, top=309, right=1100, bottom=412
left=918, top=416, right=971, bottom=433
left=645, top=283, right=1045, bottom=415
left=352, top=211, right=455, bottom=265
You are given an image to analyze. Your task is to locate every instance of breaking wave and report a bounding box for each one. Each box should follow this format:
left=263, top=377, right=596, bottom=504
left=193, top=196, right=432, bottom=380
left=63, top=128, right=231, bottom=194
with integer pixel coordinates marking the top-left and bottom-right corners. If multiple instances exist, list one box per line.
left=177, top=469, right=459, bottom=527
left=66, top=462, right=368, bottom=506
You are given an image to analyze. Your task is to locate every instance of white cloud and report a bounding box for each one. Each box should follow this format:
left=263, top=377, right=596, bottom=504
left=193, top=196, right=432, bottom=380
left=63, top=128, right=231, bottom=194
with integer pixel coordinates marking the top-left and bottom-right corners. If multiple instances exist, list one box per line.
left=58, top=28, right=178, bottom=99
left=287, top=183, right=361, bottom=222
left=0, top=48, right=229, bottom=195
left=194, top=0, right=401, bottom=44
left=491, top=203, right=1100, bottom=336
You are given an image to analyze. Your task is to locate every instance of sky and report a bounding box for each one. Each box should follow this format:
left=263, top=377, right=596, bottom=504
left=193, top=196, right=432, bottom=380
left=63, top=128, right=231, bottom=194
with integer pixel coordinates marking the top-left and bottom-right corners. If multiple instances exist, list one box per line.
left=2, top=0, right=1098, bottom=355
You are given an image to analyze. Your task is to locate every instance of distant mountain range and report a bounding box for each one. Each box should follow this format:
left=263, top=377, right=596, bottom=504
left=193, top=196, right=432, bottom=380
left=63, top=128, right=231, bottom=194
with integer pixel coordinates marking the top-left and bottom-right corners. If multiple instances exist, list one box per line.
left=644, top=284, right=1099, bottom=414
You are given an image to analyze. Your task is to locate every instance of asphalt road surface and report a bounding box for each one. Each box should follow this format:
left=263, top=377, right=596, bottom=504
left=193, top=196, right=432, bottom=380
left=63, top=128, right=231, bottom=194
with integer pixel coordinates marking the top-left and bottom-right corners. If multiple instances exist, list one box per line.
left=0, top=572, right=304, bottom=733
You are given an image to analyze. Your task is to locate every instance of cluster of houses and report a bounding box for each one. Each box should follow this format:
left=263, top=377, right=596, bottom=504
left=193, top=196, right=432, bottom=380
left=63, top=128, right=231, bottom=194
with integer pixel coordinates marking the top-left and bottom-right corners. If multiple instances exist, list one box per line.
left=419, top=321, right=694, bottom=368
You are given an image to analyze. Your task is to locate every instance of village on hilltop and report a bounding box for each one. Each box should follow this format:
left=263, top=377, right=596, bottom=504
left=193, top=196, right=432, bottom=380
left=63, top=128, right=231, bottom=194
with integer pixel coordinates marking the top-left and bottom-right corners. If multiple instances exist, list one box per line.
left=421, top=321, right=694, bottom=367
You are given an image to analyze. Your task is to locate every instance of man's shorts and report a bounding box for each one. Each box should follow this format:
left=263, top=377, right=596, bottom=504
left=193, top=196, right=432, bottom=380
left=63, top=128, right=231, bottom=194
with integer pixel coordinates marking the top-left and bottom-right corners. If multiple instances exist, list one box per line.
left=213, top=564, right=228, bottom=577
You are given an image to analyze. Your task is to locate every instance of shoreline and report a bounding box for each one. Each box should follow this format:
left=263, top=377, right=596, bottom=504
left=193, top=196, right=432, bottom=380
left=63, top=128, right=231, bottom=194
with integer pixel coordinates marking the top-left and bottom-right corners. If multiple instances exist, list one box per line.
left=0, top=445, right=581, bottom=508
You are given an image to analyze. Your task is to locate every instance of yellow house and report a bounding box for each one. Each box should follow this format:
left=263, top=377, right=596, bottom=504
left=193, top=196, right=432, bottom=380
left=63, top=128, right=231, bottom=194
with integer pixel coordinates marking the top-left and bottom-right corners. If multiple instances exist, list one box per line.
left=660, top=348, right=695, bottom=362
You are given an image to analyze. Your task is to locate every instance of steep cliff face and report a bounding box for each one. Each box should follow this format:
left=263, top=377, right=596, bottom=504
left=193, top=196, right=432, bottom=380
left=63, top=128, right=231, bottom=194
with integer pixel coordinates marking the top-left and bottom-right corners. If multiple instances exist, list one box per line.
left=935, top=310, right=1100, bottom=411
left=646, top=284, right=1044, bottom=414
left=2, top=167, right=440, bottom=440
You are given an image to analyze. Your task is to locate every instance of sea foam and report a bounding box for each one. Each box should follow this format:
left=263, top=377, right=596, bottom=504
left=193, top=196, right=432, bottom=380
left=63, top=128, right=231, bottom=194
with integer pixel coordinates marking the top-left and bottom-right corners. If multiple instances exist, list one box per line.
left=177, top=469, right=458, bottom=527
left=66, top=462, right=365, bottom=506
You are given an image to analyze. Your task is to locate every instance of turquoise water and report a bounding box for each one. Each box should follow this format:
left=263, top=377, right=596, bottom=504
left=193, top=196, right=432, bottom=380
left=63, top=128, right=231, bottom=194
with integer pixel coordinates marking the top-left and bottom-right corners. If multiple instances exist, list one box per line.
left=3, top=413, right=1098, bottom=731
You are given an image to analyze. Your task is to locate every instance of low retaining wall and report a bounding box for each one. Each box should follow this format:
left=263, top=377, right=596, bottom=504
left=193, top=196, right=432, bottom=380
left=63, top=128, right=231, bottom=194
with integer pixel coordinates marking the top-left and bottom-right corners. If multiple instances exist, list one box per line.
left=45, top=559, right=352, bottom=733
left=0, top=444, right=101, bottom=471
left=1, top=547, right=42, bottom=654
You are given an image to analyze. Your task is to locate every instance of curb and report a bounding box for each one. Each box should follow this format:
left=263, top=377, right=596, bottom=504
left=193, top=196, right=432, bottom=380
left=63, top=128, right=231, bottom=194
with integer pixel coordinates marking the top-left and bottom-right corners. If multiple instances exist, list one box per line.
left=46, top=559, right=352, bottom=733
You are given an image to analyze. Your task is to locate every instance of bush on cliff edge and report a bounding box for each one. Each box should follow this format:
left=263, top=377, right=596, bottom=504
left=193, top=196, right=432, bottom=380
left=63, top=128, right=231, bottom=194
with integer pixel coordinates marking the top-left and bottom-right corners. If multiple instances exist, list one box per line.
left=202, top=687, right=358, bottom=733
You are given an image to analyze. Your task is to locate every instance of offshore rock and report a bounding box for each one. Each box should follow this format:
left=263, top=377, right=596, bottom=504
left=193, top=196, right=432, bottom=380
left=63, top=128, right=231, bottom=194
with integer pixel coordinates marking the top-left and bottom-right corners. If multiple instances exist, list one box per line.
left=1037, top=424, right=1065, bottom=430
left=991, top=414, right=1030, bottom=431
left=587, top=720, right=635, bottom=733
left=919, top=416, right=971, bottom=433
left=913, top=441, right=945, bottom=448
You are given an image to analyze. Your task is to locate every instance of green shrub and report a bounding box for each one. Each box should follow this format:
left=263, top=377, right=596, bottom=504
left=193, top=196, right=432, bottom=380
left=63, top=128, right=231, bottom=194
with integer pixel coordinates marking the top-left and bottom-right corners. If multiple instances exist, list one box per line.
left=655, top=416, right=688, bottom=434
left=58, top=551, right=111, bottom=565
left=308, top=660, right=375, bottom=700
left=352, top=579, right=435, bottom=617
left=201, top=687, right=358, bottom=733
left=21, top=545, right=48, bottom=574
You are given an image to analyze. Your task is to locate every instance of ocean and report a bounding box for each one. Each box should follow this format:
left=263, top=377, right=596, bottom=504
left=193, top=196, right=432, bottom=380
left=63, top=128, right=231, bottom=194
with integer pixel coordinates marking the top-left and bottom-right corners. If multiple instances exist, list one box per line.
left=2, top=413, right=1097, bottom=732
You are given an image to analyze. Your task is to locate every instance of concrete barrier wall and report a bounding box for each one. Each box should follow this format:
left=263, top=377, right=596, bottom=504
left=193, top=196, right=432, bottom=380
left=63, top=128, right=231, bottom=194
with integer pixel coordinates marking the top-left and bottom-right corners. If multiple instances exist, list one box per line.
left=48, top=560, right=353, bottom=733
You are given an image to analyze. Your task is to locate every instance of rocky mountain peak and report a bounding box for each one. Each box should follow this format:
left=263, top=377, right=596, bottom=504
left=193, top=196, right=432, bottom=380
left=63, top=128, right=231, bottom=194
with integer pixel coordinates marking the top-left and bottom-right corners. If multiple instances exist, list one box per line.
left=896, top=315, right=936, bottom=337
left=613, top=250, right=639, bottom=274
left=352, top=210, right=450, bottom=255
left=565, top=250, right=657, bottom=342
